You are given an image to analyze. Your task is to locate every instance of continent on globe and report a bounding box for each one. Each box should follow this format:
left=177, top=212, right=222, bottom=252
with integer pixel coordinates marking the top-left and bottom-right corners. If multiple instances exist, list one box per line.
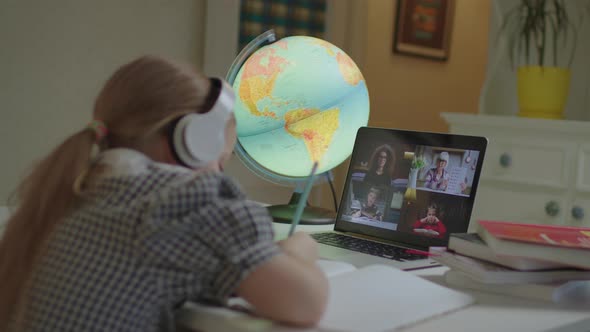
left=238, top=47, right=288, bottom=118
left=313, top=39, right=363, bottom=86
left=284, top=108, right=340, bottom=164
left=336, top=53, right=363, bottom=86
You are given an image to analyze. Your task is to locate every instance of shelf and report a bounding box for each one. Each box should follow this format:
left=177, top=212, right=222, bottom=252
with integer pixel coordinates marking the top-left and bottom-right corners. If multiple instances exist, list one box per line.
left=441, top=113, right=590, bottom=137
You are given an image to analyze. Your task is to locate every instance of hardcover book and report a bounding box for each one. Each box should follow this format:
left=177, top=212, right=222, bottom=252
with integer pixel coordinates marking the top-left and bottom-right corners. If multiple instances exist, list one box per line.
left=477, top=221, right=590, bottom=270
left=429, top=247, right=590, bottom=284
left=448, top=233, right=567, bottom=271
left=478, top=220, right=590, bottom=250
left=444, top=269, right=590, bottom=307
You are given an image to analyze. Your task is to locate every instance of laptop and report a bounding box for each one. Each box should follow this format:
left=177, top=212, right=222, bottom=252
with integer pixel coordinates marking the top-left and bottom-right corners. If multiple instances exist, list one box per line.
left=311, top=127, right=488, bottom=270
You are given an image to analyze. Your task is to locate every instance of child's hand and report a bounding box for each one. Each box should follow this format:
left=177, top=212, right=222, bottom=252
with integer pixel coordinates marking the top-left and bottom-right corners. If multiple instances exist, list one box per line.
left=277, top=232, right=319, bottom=265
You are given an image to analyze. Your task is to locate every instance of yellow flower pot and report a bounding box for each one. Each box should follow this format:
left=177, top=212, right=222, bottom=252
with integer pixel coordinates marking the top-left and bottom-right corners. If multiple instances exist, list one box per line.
left=517, top=66, right=571, bottom=119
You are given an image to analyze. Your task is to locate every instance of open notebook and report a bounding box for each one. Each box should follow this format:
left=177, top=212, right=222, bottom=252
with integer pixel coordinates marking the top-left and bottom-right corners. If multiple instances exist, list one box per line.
left=177, top=261, right=474, bottom=332
left=316, top=261, right=474, bottom=332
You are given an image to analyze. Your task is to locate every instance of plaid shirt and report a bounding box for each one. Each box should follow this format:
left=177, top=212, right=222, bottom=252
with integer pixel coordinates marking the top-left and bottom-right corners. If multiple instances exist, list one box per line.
left=16, top=149, right=280, bottom=332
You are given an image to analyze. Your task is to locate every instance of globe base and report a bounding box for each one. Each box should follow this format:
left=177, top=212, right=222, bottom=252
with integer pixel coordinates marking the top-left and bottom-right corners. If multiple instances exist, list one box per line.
left=267, top=205, right=336, bottom=225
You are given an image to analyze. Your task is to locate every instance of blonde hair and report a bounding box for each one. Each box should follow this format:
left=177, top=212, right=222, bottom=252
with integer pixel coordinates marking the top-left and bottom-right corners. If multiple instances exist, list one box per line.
left=0, top=55, right=211, bottom=327
left=368, top=187, right=381, bottom=198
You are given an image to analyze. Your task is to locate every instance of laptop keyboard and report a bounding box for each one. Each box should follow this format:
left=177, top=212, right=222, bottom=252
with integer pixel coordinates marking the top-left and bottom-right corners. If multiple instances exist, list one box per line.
left=311, top=233, right=426, bottom=262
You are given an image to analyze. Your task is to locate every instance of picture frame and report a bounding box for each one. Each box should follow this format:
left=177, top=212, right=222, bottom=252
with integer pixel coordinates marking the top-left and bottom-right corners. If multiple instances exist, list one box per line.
left=393, top=0, right=455, bottom=61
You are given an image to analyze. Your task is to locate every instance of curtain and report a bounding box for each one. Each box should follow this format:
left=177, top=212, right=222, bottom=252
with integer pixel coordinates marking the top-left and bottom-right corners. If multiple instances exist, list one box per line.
left=238, top=0, right=326, bottom=51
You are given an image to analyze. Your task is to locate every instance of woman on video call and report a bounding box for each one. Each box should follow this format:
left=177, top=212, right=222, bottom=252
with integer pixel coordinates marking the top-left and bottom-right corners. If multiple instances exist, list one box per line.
left=424, top=151, right=450, bottom=191
left=364, top=144, right=395, bottom=188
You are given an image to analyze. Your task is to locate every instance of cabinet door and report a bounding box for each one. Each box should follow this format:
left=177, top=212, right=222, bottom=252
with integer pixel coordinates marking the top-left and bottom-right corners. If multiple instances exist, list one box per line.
left=471, top=184, right=567, bottom=227
left=568, top=145, right=590, bottom=227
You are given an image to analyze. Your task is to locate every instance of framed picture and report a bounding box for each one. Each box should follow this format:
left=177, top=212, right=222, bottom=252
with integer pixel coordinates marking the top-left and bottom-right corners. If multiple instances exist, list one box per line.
left=393, top=0, right=455, bottom=61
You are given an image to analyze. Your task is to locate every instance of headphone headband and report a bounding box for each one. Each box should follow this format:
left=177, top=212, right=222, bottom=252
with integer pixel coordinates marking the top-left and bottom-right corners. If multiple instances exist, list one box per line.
left=207, top=78, right=235, bottom=123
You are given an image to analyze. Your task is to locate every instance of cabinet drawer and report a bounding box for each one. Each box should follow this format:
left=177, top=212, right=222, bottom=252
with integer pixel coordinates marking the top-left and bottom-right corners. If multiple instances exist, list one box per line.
left=470, top=185, right=566, bottom=230
left=482, top=139, right=571, bottom=188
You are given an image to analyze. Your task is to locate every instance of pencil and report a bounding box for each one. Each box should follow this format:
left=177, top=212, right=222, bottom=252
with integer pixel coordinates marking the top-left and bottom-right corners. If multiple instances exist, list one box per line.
left=288, top=162, right=319, bottom=236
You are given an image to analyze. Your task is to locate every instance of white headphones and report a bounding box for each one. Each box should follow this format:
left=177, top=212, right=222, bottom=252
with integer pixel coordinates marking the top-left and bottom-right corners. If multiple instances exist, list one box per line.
left=171, top=77, right=235, bottom=168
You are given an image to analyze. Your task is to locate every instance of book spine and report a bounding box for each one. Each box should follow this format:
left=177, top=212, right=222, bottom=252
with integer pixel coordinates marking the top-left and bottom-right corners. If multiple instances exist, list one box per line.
left=444, top=270, right=556, bottom=302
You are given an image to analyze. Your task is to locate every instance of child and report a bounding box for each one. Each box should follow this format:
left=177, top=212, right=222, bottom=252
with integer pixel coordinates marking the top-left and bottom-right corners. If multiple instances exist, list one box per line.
left=0, top=56, right=328, bottom=331
left=351, top=187, right=383, bottom=221
left=412, top=203, right=447, bottom=238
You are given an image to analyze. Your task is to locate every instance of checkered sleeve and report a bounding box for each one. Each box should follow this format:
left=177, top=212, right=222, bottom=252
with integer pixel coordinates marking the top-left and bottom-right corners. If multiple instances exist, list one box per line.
left=137, top=173, right=281, bottom=303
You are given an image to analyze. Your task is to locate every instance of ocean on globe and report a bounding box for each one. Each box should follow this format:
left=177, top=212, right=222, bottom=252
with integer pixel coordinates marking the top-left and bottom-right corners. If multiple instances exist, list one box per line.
left=232, top=35, right=370, bottom=177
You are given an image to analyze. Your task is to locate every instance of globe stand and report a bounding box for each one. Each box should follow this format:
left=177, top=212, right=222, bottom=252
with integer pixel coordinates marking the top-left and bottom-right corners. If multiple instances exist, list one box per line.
left=268, top=192, right=336, bottom=225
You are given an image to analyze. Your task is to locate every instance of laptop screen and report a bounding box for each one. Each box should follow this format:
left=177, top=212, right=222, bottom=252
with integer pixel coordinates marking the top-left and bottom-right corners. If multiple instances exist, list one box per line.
left=335, top=127, right=488, bottom=248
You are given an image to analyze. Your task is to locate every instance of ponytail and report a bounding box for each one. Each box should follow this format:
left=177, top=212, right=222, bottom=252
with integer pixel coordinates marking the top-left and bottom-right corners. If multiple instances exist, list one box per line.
left=0, top=128, right=95, bottom=327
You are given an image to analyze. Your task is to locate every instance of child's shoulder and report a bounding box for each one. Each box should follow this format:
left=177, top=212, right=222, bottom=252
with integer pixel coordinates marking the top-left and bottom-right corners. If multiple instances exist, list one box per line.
left=94, top=149, right=246, bottom=206
left=139, top=167, right=268, bottom=232
left=149, top=164, right=245, bottom=204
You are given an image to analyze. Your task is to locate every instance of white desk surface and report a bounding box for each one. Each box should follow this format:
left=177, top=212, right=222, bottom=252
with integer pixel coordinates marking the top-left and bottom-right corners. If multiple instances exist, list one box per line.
left=178, top=223, right=590, bottom=332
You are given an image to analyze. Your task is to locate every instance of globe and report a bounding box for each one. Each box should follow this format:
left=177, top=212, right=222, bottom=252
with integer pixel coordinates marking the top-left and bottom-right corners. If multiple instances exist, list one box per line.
left=226, top=30, right=369, bottom=224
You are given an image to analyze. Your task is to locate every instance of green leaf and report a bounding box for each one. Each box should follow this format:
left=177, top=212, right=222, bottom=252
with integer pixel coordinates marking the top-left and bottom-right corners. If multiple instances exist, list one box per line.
left=411, top=157, right=425, bottom=170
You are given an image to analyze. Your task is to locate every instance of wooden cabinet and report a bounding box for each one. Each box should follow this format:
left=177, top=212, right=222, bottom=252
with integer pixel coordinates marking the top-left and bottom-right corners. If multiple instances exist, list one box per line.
left=442, top=113, right=590, bottom=230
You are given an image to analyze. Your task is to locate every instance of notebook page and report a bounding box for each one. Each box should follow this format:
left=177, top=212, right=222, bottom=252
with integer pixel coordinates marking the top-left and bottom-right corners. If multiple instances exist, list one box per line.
left=317, top=259, right=357, bottom=278
left=319, top=265, right=474, bottom=332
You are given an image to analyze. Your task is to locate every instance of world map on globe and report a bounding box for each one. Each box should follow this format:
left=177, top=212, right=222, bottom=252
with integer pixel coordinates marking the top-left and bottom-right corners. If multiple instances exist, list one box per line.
left=233, top=35, right=370, bottom=177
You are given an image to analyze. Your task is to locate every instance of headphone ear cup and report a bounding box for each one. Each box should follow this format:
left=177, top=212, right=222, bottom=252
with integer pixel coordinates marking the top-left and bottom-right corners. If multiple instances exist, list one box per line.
left=172, top=114, right=226, bottom=168
left=169, top=77, right=235, bottom=169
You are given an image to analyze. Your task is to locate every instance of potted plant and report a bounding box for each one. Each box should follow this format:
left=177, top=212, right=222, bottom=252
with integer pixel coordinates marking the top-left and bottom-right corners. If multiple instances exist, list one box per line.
left=409, top=157, right=425, bottom=186
left=411, top=156, right=426, bottom=170
left=499, top=0, right=585, bottom=119
left=406, top=156, right=425, bottom=201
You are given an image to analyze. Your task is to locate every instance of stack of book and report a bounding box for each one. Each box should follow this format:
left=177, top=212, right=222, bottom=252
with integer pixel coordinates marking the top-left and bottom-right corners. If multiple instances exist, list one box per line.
left=429, top=220, right=590, bottom=305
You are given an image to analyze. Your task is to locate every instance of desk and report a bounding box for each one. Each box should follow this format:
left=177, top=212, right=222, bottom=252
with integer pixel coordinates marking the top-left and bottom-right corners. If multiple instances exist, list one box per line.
left=177, top=223, right=590, bottom=332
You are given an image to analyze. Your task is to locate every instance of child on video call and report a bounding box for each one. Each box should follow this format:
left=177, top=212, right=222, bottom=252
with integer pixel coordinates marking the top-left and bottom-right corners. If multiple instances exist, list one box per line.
left=412, top=203, right=447, bottom=238
left=351, top=186, right=383, bottom=221
left=0, top=56, right=328, bottom=331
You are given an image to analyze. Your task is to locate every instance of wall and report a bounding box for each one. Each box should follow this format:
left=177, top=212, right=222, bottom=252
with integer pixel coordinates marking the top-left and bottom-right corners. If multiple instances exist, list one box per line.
left=0, top=0, right=206, bottom=204
left=364, top=0, right=491, bottom=133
